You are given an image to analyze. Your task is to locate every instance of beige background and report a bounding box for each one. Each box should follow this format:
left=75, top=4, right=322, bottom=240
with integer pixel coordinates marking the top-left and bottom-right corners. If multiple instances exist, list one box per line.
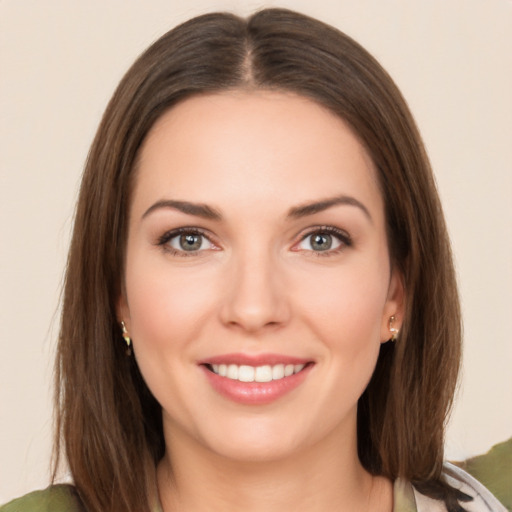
left=1, top=0, right=511, bottom=503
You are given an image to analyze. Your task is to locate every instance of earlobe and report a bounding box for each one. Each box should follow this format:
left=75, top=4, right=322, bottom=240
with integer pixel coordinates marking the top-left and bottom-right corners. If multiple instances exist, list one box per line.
left=116, top=292, right=131, bottom=329
left=380, top=269, right=405, bottom=343
left=388, top=315, right=400, bottom=342
left=116, top=293, right=133, bottom=355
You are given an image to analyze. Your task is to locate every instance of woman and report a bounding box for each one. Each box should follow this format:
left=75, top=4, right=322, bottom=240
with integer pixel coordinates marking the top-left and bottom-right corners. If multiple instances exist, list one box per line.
left=1, top=8, right=505, bottom=512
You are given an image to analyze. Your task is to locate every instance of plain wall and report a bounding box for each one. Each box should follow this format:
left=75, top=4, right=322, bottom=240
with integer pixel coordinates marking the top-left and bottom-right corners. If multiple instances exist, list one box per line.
left=1, top=0, right=511, bottom=502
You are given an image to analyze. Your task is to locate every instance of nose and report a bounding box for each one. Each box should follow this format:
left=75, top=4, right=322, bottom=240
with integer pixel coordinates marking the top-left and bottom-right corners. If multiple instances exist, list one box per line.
left=219, top=248, right=291, bottom=333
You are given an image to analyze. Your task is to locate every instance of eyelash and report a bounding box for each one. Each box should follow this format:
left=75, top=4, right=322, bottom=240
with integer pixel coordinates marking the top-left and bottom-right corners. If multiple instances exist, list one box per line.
left=156, top=225, right=352, bottom=258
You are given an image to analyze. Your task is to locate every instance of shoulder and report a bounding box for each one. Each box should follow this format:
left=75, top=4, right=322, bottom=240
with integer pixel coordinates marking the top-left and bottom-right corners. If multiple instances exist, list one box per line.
left=412, top=463, right=508, bottom=512
left=0, top=485, right=84, bottom=512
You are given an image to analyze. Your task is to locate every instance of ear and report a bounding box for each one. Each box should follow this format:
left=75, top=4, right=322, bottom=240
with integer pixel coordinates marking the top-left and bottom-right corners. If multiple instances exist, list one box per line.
left=380, top=268, right=405, bottom=343
left=116, top=289, right=131, bottom=332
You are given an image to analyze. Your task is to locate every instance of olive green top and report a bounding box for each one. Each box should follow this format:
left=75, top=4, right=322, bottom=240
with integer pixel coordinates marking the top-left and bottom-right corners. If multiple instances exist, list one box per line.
left=453, top=437, right=512, bottom=511
left=1, top=464, right=506, bottom=511
left=0, top=484, right=84, bottom=512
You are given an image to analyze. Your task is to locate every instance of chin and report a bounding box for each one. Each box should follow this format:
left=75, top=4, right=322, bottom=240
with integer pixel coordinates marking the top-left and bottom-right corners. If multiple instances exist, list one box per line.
left=209, top=435, right=302, bottom=464
left=184, top=412, right=306, bottom=463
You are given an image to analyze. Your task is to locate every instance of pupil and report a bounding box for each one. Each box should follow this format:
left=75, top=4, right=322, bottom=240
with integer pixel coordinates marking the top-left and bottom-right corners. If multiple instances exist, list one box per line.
left=312, top=233, right=331, bottom=251
left=180, top=234, right=201, bottom=251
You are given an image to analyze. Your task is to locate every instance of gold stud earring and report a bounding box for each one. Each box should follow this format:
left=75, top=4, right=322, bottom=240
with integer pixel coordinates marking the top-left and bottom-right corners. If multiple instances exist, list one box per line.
left=121, top=321, right=132, bottom=355
left=389, top=315, right=399, bottom=342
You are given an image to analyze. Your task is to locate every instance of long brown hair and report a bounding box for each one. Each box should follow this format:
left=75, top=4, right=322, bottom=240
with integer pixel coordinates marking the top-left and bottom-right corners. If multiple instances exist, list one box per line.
left=54, top=8, right=465, bottom=511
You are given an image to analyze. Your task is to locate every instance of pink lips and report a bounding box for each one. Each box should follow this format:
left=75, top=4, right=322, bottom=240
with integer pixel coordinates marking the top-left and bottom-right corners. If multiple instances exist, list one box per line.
left=199, top=353, right=314, bottom=405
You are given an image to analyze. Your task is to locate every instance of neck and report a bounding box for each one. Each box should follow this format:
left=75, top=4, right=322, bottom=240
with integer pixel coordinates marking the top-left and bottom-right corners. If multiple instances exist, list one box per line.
left=157, top=423, right=386, bottom=512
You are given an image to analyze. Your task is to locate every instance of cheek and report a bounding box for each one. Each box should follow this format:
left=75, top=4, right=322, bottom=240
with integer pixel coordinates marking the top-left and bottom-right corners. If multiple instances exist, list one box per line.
left=290, top=256, right=390, bottom=405
left=124, top=253, right=219, bottom=350
left=123, top=254, right=221, bottom=417
left=295, top=261, right=390, bottom=347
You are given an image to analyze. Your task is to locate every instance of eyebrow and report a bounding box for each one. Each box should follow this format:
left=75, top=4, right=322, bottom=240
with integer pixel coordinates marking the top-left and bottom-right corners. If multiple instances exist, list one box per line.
left=141, top=194, right=372, bottom=223
left=287, top=195, right=372, bottom=222
left=142, top=200, right=222, bottom=220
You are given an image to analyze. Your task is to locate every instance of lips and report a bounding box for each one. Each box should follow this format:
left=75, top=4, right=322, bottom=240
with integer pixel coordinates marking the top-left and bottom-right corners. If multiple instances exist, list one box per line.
left=199, top=353, right=314, bottom=405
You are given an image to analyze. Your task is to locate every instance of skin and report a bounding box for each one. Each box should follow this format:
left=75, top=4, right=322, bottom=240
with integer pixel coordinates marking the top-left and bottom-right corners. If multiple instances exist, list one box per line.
left=118, top=90, right=403, bottom=511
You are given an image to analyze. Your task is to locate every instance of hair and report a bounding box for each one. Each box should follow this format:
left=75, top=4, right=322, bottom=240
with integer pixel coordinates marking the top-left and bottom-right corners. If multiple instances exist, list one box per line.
left=54, top=8, right=466, bottom=512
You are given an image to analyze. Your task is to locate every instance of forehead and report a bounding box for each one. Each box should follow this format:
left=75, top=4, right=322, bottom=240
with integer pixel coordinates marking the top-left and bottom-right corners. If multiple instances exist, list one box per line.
left=133, top=90, right=382, bottom=218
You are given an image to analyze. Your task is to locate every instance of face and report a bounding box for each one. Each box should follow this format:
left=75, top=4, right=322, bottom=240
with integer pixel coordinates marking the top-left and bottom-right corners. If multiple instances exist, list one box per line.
left=118, top=91, right=403, bottom=464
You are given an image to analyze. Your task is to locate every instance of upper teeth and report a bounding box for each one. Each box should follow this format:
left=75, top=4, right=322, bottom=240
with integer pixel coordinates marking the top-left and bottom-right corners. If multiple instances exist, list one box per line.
left=210, top=363, right=305, bottom=382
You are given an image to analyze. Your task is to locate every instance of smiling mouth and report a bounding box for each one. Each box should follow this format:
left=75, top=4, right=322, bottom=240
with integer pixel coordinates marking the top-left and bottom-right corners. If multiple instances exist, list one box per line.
left=200, top=357, right=314, bottom=404
left=205, top=363, right=309, bottom=383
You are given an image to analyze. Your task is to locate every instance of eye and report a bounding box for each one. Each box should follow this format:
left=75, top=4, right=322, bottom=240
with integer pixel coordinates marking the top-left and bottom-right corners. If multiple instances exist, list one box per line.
left=299, top=232, right=341, bottom=252
left=171, top=233, right=211, bottom=252
left=294, top=227, right=351, bottom=254
left=158, top=228, right=216, bottom=256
